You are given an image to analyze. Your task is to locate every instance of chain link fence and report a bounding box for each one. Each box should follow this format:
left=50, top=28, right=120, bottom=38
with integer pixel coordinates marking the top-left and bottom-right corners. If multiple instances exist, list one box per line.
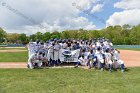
left=114, top=45, right=140, bottom=49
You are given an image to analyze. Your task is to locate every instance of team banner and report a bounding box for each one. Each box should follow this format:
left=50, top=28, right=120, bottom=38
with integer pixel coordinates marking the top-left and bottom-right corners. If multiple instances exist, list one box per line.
left=59, top=49, right=80, bottom=62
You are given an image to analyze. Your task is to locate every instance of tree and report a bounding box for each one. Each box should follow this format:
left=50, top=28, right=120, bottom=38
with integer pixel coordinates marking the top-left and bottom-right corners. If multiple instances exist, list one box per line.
left=18, top=33, right=27, bottom=44
left=51, top=31, right=61, bottom=39
left=61, top=31, right=71, bottom=39
left=122, top=24, right=131, bottom=30
left=0, top=28, right=6, bottom=43
left=89, top=30, right=100, bottom=39
left=35, top=32, right=43, bottom=40
left=6, top=33, right=20, bottom=43
left=42, top=32, right=51, bottom=41
left=129, top=25, right=140, bottom=44
left=29, top=34, right=36, bottom=42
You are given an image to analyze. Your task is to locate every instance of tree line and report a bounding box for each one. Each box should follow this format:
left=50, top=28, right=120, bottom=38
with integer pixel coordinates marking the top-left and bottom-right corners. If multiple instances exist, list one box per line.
left=0, top=24, right=140, bottom=45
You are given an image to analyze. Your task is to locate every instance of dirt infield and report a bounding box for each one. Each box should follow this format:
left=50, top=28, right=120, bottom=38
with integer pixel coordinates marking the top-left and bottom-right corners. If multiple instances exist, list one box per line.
left=0, top=50, right=140, bottom=68
left=120, top=50, right=140, bottom=67
left=0, top=62, right=27, bottom=68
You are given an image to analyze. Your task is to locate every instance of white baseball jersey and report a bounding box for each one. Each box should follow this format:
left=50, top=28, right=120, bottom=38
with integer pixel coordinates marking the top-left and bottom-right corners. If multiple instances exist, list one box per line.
left=113, top=50, right=120, bottom=60
left=28, top=42, right=35, bottom=52
left=96, top=42, right=101, bottom=47
left=95, top=51, right=104, bottom=63
left=48, top=44, right=54, bottom=53
left=105, top=52, right=113, bottom=64
left=34, top=43, right=41, bottom=52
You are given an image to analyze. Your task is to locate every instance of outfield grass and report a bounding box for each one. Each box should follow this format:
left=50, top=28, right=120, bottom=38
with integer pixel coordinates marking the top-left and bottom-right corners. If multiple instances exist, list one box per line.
left=0, top=52, right=28, bottom=62
left=0, top=68, right=140, bottom=93
left=0, top=48, right=27, bottom=50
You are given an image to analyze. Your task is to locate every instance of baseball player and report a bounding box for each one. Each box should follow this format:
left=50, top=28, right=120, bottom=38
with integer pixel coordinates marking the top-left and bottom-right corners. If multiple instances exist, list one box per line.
left=27, top=52, right=43, bottom=69
left=28, top=41, right=36, bottom=58
left=53, top=41, right=61, bottom=66
left=87, top=50, right=97, bottom=69
left=95, top=47, right=105, bottom=71
left=74, top=49, right=90, bottom=68
left=105, top=49, right=113, bottom=72
left=47, top=42, right=54, bottom=66
left=112, top=49, right=125, bottom=73
left=34, top=39, right=41, bottom=53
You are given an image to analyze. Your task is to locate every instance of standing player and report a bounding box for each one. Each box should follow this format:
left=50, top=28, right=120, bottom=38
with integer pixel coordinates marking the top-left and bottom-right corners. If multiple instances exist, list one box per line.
left=28, top=39, right=36, bottom=58
left=53, top=41, right=61, bottom=66
left=47, top=41, right=54, bottom=66
left=34, top=39, right=41, bottom=53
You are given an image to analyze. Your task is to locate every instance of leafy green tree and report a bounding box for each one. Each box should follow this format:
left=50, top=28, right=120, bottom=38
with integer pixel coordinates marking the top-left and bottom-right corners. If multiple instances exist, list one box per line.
left=61, top=31, right=71, bottom=39
left=29, top=34, right=36, bottom=42
left=35, top=32, right=43, bottom=40
left=122, top=24, right=131, bottom=30
left=51, top=31, right=61, bottom=39
left=51, top=35, right=59, bottom=39
left=42, top=32, right=51, bottom=41
left=0, top=28, right=6, bottom=43
left=129, top=25, right=140, bottom=44
left=18, top=33, right=27, bottom=44
left=2, top=24, right=140, bottom=45
left=6, top=33, right=20, bottom=43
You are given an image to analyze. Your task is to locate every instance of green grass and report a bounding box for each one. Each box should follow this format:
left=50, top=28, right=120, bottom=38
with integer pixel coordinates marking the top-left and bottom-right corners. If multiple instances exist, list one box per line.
left=0, top=52, right=28, bottom=62
left=0, top=48, right=27, bottom=50
left=0, top=68, right=140, bottom=93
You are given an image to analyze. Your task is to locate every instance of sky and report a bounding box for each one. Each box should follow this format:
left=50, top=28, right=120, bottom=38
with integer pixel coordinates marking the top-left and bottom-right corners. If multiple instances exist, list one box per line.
left=0, top=0, right=140, bottom=35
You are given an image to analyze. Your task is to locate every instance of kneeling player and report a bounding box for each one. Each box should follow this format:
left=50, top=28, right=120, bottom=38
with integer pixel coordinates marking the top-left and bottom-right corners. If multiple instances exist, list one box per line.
left=95, top=47, right=105, bottom=71
left=74, top=55, right=86, bottom=67
left=87, top=50, right=97, bottom=69
left=105, top=49, right=113, bottom=72
left=113, top=49, right=125, bottom=73
left=74, top=49, right=89, bottom=68
left=27, top=52, right=43, bottom=69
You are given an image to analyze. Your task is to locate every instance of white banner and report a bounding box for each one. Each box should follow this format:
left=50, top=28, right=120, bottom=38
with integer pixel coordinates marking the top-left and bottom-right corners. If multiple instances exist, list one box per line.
left=59, top=49, right=80, bottom=62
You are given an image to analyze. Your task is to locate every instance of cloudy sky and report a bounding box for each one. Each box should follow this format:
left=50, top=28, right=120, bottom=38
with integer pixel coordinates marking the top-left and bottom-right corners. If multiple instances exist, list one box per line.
left=0, top=0, right=140, bottom=35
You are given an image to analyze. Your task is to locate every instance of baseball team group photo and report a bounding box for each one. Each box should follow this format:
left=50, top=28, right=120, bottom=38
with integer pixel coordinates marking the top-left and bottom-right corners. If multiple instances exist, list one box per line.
left=0, top=0, right=140, bottom=93
left=27, top=38, right=125, bottom=73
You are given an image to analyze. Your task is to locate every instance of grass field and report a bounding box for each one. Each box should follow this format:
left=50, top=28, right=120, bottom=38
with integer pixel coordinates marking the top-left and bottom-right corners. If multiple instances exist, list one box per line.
left=0, top=67, right=140, bottom=93
left=0, top=48, right=27, bottom=50
left=0, top=52, right=28, bottom=62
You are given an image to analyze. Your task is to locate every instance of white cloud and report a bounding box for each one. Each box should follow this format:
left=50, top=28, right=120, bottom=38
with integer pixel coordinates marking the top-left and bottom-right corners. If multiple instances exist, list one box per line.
left=114, top=0, right=140, bottom=10
left=91, top=4, right=103, bottom=13
left=0, top=0, right=96, bottom=34
left=5, top=17, right=96, bottom=35
left=106, top=9, right=140, bottom=26
left=106, top=0, right=140, bottom=26
left=75, top=0, right=98, bottom=10
left=83, top=23, right=96, bottom=30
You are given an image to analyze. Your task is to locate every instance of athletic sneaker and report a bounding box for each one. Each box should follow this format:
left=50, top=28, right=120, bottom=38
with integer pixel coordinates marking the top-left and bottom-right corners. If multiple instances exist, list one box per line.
left=109, top=69, right=112, bottom=73
left=121, top=70, right=124, bottom=73
left=74, top=65, right=78, bottom=68
left=101, top=68, right=104, bottom=71
left=27, top=64, right=29, bottom=68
